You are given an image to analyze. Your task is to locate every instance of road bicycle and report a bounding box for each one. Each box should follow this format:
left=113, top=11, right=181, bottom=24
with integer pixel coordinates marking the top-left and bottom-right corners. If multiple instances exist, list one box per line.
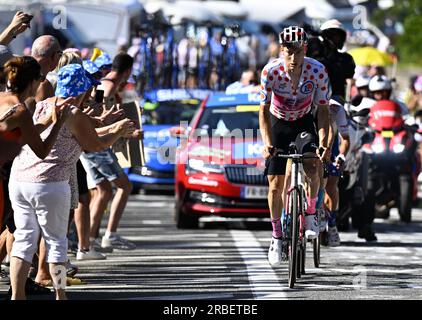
left=271, top=139, right=321, bottom=288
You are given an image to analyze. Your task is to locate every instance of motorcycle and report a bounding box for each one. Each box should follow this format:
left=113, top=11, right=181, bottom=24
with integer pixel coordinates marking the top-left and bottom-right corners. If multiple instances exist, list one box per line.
left=336, top=97, right=374, bottom=230
left=361, top=100, right=419, bottom=223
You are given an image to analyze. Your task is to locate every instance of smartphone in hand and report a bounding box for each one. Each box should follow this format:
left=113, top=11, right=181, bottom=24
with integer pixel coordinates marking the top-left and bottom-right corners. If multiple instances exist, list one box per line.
left=95, top=89, right=104, bottom=104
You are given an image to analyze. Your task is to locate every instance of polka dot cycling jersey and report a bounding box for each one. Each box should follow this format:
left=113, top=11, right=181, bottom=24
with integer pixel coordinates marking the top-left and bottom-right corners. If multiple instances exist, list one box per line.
left=261, top=57, right=332, bottom=121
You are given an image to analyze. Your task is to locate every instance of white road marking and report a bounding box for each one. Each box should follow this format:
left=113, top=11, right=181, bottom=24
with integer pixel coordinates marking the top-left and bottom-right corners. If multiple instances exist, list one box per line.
left=141, top=220, right=163, bottom=225
left=230, top=230, right=287, bottom=300
left=118, top=293, right=235, bottom=300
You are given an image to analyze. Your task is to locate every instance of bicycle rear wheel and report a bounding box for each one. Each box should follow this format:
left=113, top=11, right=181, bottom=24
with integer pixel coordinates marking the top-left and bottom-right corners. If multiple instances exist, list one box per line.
left=288, top=189, right=300, bottom=289
left=313, top=233, right=321, bottom=268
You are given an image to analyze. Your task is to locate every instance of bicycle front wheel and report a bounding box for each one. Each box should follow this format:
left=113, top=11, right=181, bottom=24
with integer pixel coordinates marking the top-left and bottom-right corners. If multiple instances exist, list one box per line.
left=288, top=189, right=300, bottom=289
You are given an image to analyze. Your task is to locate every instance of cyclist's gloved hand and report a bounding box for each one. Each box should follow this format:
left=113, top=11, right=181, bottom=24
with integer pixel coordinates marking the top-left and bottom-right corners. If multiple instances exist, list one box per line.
left=335, top=154, right=346, bottom=170
left=263, top=145, right=274, bottom=160
left=317, top=147, right=331, bottom=162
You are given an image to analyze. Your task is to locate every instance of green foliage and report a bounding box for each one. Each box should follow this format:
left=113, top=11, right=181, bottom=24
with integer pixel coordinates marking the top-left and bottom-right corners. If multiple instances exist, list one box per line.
left=398, top=15, right=422, bottom=63
left=372, top=0, right=422, bottom=65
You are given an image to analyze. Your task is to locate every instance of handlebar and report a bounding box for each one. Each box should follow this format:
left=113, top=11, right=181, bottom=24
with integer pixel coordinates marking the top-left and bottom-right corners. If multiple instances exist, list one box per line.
left=269, top=147, right=320, bottom=160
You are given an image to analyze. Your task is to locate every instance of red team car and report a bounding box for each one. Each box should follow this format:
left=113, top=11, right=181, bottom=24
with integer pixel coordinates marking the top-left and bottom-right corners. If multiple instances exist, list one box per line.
left=175, top=93, right=270, bottom=228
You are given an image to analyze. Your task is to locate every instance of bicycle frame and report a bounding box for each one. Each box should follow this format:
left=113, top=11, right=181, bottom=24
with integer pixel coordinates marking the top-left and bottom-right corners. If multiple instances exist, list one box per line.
left=286, top=156, right=308, bottom=242
left=272, top=146, right=319, bottom=288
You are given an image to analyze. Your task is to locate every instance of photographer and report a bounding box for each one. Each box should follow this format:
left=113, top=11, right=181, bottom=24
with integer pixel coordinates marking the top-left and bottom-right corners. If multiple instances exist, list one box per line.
left=307, top=20, right=356, bottom=100
left=307, top=20, right=357, bottom=244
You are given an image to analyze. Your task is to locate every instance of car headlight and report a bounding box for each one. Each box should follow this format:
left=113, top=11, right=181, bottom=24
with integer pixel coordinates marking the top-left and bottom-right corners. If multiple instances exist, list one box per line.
left=372, top=143, right=385, bottom=154
left=186, top=159, right=224, bottom=174
left=393, top=144, right=405, bottom=154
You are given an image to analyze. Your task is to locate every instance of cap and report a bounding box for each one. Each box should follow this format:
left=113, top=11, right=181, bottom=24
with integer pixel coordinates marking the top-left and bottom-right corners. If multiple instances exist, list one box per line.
left=320, top=19, right=345, bottom=32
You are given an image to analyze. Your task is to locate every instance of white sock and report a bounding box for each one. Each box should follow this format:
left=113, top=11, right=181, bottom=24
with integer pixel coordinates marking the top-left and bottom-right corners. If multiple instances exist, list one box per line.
left=105, top=231, right=116, bottom=239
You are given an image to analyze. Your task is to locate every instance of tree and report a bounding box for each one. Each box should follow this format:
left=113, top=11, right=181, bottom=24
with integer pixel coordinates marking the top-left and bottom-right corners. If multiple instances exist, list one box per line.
left=372, top=0, right=422, bottom=64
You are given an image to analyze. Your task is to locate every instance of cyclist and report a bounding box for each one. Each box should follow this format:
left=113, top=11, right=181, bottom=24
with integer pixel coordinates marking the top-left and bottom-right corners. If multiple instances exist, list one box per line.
left=259, top=26, right=331, bottom=266
left=324, top=99, right=350, bottom=246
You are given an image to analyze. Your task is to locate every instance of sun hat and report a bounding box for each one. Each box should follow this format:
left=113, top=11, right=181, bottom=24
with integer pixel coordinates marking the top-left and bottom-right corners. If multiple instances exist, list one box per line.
left=94, top=52, right=113, bottom=69
left=83, top=60, right=100, bottom=75
left=55, top=64, right=94, bottom=98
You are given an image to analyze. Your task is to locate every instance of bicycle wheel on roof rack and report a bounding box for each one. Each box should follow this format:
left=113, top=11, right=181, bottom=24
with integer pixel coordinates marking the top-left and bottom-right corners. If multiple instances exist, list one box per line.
left=288, top=188, right=300, bottom=289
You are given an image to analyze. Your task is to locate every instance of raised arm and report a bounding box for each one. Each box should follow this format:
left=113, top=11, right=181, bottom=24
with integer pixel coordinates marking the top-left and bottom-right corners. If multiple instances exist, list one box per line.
left=18, top=104, right=70, bottom=159
left=0, top=11, right=31, bottom=45
left=67, top=109, right=135, bottom=152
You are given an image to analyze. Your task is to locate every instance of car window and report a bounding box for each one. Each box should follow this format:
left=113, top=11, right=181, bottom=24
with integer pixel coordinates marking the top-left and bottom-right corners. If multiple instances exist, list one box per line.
left=142, top=101, right=200, bottom=125
left=197, top=106, right=260, bottom=137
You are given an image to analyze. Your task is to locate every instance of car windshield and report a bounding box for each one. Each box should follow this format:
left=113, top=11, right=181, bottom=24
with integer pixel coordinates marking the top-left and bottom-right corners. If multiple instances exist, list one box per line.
left=142, top=100, right=200, bottom=125
left=196, top=106, right=260, bottom=137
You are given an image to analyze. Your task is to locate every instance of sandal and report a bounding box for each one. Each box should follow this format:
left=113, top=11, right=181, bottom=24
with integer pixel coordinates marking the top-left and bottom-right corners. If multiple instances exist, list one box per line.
left=7, top=278, right=52, bottom=296
left=35, top=276, right=86, bottom=287
left=66, top=277, right=86, bottom=286
left=66, top=260, right=79, bottom=278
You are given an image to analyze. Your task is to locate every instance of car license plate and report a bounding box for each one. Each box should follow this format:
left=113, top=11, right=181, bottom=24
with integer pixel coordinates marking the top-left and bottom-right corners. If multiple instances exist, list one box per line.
left=243, top=186, right=269, bottom=199
left=381, top=131, right=394, bottom=138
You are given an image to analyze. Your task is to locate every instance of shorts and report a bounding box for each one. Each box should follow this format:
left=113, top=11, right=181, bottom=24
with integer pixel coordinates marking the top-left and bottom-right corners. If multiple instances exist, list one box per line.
left=9, top=181, right=71, bottom=264
left=80, top=148, right=124, bottom=189
left=266, top=113, right=318, bottom=176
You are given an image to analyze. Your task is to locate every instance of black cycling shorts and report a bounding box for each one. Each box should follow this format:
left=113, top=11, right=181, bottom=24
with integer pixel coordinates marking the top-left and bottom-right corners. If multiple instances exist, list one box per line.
left=266, top=112, right=318, bottom=176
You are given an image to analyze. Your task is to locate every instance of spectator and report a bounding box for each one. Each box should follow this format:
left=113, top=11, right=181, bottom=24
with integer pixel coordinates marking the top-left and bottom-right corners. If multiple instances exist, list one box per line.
left=8, top=63, right=136, bottom=300
left=225, top=70, right=259, bottom=94
left=406, top=76, right=422, bottom=116
left=47, top=51, right=83, bottom=90
left=0, top=45, right=17, bottom=91
left=27, top=35, right=63, bottom=113
left=94, top=52, right=113, bottom=78
left=80, top=53, right=137, bottom=253
left=0, top=56, right=69, bottom=162
left=0, top=56, right=71, bottom=294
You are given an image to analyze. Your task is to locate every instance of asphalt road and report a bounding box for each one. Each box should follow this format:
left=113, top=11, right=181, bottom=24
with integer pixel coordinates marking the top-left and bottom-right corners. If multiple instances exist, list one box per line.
left=1, top=194, right=422, bottom=301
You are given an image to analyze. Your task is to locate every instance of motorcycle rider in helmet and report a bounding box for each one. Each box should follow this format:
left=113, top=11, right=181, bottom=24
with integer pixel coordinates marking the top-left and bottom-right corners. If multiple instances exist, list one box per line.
left=369, top=75, right=409, bottom=118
